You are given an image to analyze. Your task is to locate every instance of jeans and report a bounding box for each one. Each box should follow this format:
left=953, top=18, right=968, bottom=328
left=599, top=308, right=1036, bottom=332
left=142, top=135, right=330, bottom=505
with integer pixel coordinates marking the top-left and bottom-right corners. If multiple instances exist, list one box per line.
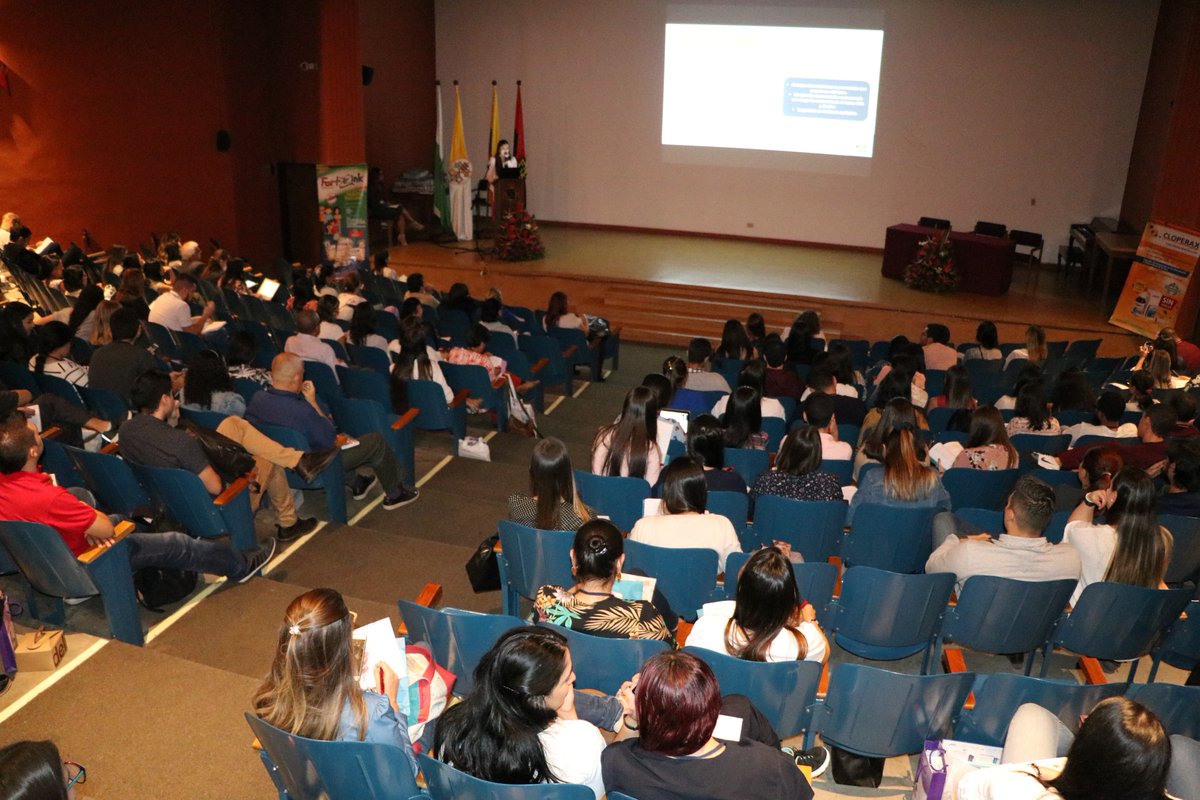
left=127, top=532, right=250, bottom=580
left=342, top=431, right=406, bottom=492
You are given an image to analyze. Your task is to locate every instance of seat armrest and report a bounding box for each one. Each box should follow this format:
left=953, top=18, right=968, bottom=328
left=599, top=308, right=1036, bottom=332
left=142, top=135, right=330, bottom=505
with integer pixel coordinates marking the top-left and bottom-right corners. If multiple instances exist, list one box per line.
left=530, top=358, right=549, bottom=375
left=101, top=440, right=120, bottom=455
left=41, top=426, right=63, bottom=440
left=398, top=583, right=444, bottom=636
left=448, top=389, right=471, bottom=409
left=562, top=345, right=578, bottom=359
left=214, top=476, right=251, bottom=507
left=78, top=520, right=135, bottom=564
left=392, top=408, right=420, bottom=431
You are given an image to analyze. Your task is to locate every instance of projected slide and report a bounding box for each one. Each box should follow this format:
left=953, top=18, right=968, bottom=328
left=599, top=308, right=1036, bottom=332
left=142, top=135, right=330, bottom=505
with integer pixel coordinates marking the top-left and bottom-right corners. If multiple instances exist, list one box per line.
left=662, top=24, right=884, bottom=158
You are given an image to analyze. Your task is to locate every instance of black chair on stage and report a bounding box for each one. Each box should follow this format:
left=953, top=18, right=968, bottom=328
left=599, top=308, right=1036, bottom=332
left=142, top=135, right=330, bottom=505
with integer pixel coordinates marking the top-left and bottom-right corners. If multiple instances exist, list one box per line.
left=973, top=220, right=1008, bottom=238
left=918, top=217, right=951, bottom=230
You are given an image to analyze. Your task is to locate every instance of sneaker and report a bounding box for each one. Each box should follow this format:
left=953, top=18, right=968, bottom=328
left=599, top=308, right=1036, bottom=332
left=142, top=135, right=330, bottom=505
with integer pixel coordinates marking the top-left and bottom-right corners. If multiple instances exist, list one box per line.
left=790, top=745, right=831, bottom=779
left=237, top=539, right=278, bottom=584
left=276, top=516, right=318, bottom=542
left=351, top=474, right=379, bottom=500
left=381, top=487, right=419, bottom=510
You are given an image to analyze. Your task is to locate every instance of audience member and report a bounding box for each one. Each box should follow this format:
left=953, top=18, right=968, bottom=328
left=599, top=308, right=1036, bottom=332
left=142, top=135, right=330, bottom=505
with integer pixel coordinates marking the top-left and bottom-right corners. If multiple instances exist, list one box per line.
left=1061, top=390, right=1137, bottom=445
left=404, top=272, right=439, bottom=307
left=0, top=302, right=36, bottom=364
left=252, top=588, right=416, bottom=774
left=112, top=268, right=152, bottom=320
left=920, top=322, right=958, bottom=371
left=30, top=322, right=88, bottom=387
left=284, top=309, right=344, bottom=380
left=508, top=437, right=595, bottom=530
left=640, top=373, right=685, bottom=456
left=630, top=457, right=741, bottom=572
left=0, top=739, right=84, bottom=798
left=927, top=476, right=1080, bottom=593
left=533, top=519, right=670, bottom=641
left=346, top=303, right=388, bottom=353
left=720, top=387, right=767, bottom=450
left=1050, top=368, right=1096, bottom=414
left=147, top=271, right=217, bottom=339
left=316, top=295, right=344, bottom=340
left=927, top=364, right=975, bottom=413
left=687, top=414, right=748, bottom=494
left=390, top=316, right=455, bottom=407
left=1056, top=447, right=1122, bottom=512
left=848, top=424, right=950, bottom=525
left=749, top=425, right=842, bottom=504
left=806, top=367, right=867, bottom=427
left=0, top=211, right=20, bottom=247
left=479, top=297, right=518, bottom=345
left=592, top=386, right=663, bottom=484
left=447, top=324, right=533, bottom=392
left=1004, top=324, right=1047, bottom=368
left=745, top=312, right=768, bottom=355
left=1063, top=466, right=1172, bottom=604
left=1006, top=379, right=1061, bottom=435
left=1160, top=326, right=1200, bottom=373
left=711, top=361, right=786, bottom=420
left=961, top=320, right=1002, bottom=361
left=802, top=392, right=851, bottom=461
left=761, top=338, right=803, bottom=401
left=952, top=407, right=1019, bottom=471
left=1158, top=438, right=1200, bottom=517
left=246, top=353, right=418, bottom=510
left=182, top=350, right=245, bottom=416
left=88, top=307, right=170, bottom=401
left=334, top=273, right=367, bottom=322
left=226, top=331, right=272, bottom=387
left=784, top=311, right=822, bottom=367
left=682, top=338, right=731, bottom=393
left=0, top=410, right=274, bottom=581
left=713, top=319, right=754, bottom=361
left=689, top=546, right=828, bottom=663
left=1058, top=404, right=1176, bottom=471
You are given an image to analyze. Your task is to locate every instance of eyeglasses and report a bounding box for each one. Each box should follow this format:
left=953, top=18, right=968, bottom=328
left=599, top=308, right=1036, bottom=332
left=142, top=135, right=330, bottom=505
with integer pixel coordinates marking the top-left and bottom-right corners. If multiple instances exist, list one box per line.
left=64, top=761, right=87, bottom=790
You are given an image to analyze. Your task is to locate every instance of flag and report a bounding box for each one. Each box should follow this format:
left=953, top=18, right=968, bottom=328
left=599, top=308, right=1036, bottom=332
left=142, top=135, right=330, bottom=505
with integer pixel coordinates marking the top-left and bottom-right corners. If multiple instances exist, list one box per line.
left=488, top=82, right=500, bottom=162
left=514, top=81, right=526, bottom=178
left=448, top=82, right=473, bottom=241
left=432, top=83, right=452, bottom=232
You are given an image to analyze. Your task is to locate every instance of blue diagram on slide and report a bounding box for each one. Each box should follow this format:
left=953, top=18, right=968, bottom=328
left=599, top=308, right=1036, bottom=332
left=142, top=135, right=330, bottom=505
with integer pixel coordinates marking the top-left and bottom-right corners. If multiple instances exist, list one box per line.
left=783, top=79, right=870, bottom=120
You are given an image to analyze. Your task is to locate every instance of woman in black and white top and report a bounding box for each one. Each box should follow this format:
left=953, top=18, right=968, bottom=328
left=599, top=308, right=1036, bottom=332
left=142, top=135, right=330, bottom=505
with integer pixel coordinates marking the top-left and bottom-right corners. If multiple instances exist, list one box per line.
left=508, top=437, right=595, bottom=531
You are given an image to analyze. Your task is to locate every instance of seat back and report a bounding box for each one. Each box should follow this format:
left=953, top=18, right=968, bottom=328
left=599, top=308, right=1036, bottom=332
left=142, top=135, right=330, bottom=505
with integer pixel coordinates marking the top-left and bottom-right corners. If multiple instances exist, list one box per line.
left=34, top=373, right=85, bottom=408
left=405, top=378, right=466, bottom=439
left=722, top=553, right=838, bottom=622
left=547, top=623, right=670, bottom=695
left=67, top=447, right=152, bottom=518
left=683, top=646, right=821, bottom=739
left=438, top=309, right=472, bottom=345
left=0, top=361, right=39, bottom=393
left=0, top=520, right=99, bottom=598
left=129, top=462, right=255, bottom=551
left=1022, top=468, right=1081, bottom=490
left=1010, top=434, right=1071, bottom=456
left=245, top=714, right=425, bottom=800
left=822, top=459, right=854, bottom=486
left=761, top=417, right=786, bottom=451
left=572, top=470, right=650, bottom=533
left=723, top=448, right=770, bottom=486
left=1127, top=683, right=1200, bottom=739
left=440, top=362, right=506, bottom=430
left=843, top=505, right=936, bottom=574
left=623, top=539, right=718, bottom=622
left=942, top=577, right=1075, bottom=657
left=178, top=407, right=229, bottom=429
left=78, top=386, right=130, bottom=425
left=255, top=422, right=348, bottom=524
left=954, top=508, right=1002, bottom=534
left=1150, top=599, right=1200, bottom=678
left=1050, top=583, right=1193, bottom=670
left=346, top=343, right=391, bottom=375
left=955, top=674, right=1124, bottom=746
left=706, top=491, right=748, bottom=535
left=942, top=468, right=1020, bottom=511
left=340, top=365, right=392, bottom=406
left=496, top=521, right=575, bottom=616
left=828, top=567, right=955, bottom=671
left=925, top=407, right=958, bottom=433
left=973, top=221, right=1007, bottom=237
left=1161, top=514, right=1200, bottom=585
left=814, top=664, right=974, bottom=758
left=518, top=335, right=572, bottom=394
left=548, top=326, right=594, bottom=371
left=418, top=754, right=592, bottom=800
left=396, top=602, right=526, bottom=695
left=301, top=360, right=343, bottom=408
left=748, top=497, right=847, bottom=563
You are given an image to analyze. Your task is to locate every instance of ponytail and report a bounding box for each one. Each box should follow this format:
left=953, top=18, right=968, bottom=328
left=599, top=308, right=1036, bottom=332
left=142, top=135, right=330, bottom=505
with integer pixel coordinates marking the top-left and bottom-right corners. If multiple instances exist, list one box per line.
left=882, top=428, right=936, bottom=501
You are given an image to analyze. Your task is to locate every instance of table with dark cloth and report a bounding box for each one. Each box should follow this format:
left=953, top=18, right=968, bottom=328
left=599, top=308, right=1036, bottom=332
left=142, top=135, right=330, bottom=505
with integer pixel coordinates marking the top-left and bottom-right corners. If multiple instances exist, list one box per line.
left=882, top=224, right=1016, bottom=295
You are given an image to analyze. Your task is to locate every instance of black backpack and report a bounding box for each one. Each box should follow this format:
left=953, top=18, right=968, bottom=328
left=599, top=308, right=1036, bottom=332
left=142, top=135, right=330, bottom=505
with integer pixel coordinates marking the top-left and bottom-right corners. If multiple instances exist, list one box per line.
left=134, top=567, right=198, bottom=612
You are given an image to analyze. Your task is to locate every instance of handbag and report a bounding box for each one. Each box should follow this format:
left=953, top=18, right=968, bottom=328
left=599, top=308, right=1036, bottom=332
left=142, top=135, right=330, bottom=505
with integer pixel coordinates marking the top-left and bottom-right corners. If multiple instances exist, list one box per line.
left=465, top=534, right=501, bottom=593
left=458, top=436, right=491, bottom=462
left=405, top=643, right=457, bottom=747
left=830, top=745, right=885, bottom=787
left=913, top=739, right=947, bottom=800
left=504, top=376, right=539, bottom=438
left=179, top=418, right=255, bottom=482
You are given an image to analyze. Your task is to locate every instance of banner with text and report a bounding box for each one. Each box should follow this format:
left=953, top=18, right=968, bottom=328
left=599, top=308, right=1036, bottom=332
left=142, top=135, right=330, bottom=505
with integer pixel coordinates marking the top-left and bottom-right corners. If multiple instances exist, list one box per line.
left=317, top=163, right=369, bottom=269
left=1109, top=221, right=1200, bottom=339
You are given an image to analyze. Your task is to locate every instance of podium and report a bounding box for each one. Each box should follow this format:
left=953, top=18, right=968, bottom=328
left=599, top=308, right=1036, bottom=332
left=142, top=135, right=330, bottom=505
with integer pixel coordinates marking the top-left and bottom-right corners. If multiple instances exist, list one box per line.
left=493, top=178, right=526, bottom=223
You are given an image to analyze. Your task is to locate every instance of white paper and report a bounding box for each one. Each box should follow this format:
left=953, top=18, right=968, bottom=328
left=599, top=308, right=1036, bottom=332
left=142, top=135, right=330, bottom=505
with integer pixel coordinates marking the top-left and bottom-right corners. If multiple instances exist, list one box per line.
left=256, top=277, right=281, bottom=301
left=353, top=618, right=408, bottom=717
left=712, top=713, right=744, bottom=742
left=929, top=441, right=964, bottom=472
left=841, top=485, right=857, bottom=502
left=200, top=319, right=227, bottom=335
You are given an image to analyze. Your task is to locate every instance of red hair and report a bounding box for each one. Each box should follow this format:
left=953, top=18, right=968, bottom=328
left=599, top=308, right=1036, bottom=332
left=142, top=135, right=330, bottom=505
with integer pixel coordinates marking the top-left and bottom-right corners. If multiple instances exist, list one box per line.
left=634, top=651, right=721, bottom=756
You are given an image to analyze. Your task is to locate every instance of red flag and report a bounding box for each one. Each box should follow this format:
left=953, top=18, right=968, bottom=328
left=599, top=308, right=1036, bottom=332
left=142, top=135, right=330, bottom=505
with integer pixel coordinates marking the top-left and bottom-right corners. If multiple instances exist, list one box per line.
left=0, top=62, right=10, bottom=96
left=513, top=81, right=526, bottom=178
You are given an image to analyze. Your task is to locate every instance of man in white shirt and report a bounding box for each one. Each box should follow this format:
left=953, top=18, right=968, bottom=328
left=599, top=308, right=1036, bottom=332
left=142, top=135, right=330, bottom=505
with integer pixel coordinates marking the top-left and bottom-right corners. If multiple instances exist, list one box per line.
left=926, top=475, right=1080, bottom=594
left=148, top=271, right=224, bottom=346
left=682, top=338, right=731, bottom=393
left=0, top=212, right=19, bottom=246
left=921, top=323, right=960, bottom=372
left=803, top=392, right=852, bottom=461
left=1062, top=390, right=1139, bottom=446
left=284, top=309, right=344, bottom=381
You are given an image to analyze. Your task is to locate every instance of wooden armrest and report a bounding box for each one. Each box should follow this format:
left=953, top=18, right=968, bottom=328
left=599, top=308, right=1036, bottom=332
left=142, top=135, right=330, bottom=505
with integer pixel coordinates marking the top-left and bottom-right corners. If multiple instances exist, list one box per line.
left=562, top=345, right=578, bottom=359
left=78, top=521, right=134, bottom=564
left=491, top=378, right=506, bottom=389
left=941, top=649, right=975, bottom=708
left=817, top=659, right=830, bottom=698
left=398, top=583, right=444, bottom=636
left=530, top=358, right=549, bottom=375
left=828, top=555, right=843, bottom=596
left=392, top=408, right=419, bottom=430
left=676, top=619, right=694, bottom=646
left=214, top=475, right=251, bottom=506
left=251, top=737, right=263, bottom=752
left=448, top=388, right=471, bottom=409
left=41, top=426, right=62, bottom=440
left=1078, top=657, right=1107, bottom=685
left=101, top=440, right=120, bottom=455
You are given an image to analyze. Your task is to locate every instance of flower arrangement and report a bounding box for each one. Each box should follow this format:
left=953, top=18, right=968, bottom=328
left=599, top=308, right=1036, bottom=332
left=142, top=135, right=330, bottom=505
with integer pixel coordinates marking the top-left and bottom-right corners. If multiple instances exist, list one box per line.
left=447, top=158, right=471, bottom=184
left=904, top=229, right=958, bottom=293
left=495, top=207, right=545, bottom=261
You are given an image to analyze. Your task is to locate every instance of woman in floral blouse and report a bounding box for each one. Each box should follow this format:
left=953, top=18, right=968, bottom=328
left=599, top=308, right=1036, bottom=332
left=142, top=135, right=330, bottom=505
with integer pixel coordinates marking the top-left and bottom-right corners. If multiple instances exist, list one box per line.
left=952, top=407, right=1020, bottom=471
left=533, top=519, right=672, bottom=642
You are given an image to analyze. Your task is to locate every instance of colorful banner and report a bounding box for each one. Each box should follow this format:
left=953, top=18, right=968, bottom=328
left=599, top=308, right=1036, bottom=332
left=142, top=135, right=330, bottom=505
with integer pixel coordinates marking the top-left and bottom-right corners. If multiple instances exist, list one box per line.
left=317, top=163, right=368, bottom=268
left=1109, top=221, right=1200, bottom=339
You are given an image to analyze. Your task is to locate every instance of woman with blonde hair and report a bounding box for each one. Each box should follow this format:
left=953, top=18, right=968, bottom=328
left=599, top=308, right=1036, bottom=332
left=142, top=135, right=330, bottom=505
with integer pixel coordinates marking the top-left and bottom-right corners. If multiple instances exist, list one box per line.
left=1005, top=325, right=1048, bottom=368
left=848, top=423, right=950, bottom=525
left=252, top=588, right=417, bottom=774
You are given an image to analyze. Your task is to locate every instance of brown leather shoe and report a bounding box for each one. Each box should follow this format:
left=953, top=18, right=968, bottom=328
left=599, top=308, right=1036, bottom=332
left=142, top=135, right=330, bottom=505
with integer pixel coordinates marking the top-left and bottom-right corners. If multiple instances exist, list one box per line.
left=295, top=447, right=340, bottom=483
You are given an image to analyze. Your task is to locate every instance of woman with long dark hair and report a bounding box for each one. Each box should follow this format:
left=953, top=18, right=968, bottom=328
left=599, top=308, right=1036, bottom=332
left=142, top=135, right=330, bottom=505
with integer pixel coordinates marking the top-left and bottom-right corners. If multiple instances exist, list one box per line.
left=433, top=626, right=607, bottom=798
left=347, top=302, right=388, bottom=352
left=688, top=414, right=748, bottom=494
left=629, top=456, right=741, bottom=572
left=714, top=319, right=754, bottom=361
left=29, top=321, right=89, bottom=387
left=750, top=425, right=842, bottom=503
left=592, top=386, right=662, bottom=484
left=745, top=312, right=768, bottom=355
left=509, top=437, right=594, bottom=530
left=689, top=546, right=827, bottom=663
left=0, top=301, right=35, bottom=363
left=1064, top=466, right=1172, bottom=605
left=113, top=267, right=152, bottom=320
left=1051, top=367, right=1097, bottom=414
left=389, top=315, right=454, bottom=409
left=848, top=423, right=950, bottom=525
left=962, top=320, right=1002, bottom=361
left=1007, top=379, right=1061, bottom=435
left=784, top=311, right=821, bottom=367
left=927, top=364, right=975, bottom=411
left=0, top=739, right=83, bottom=799
left=41, top=284, right=104, bottom=342
left=662, top=356, right=687, bottom=398
left=533, top=519, right=670, bottom=640
left=253, top=588, right=417, bottom=775
left=952, top=407, right=1019, bottom=471
left=712, top=361, right=786, bottom=421
left=721, top=387, right=767, bottom=450
left=182, top=350, right=244, bottom=415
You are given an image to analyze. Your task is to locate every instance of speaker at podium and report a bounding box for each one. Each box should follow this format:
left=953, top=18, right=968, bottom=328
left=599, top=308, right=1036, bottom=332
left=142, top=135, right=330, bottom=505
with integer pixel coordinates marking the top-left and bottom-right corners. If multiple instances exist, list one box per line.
left=493, top=177, right=526, bottom=223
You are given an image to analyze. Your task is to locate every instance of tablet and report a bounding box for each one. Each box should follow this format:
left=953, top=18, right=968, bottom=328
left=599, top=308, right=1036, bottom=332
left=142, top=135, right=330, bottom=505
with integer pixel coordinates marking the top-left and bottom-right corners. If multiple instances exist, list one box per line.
left=660, top=408, right=689, bottom=435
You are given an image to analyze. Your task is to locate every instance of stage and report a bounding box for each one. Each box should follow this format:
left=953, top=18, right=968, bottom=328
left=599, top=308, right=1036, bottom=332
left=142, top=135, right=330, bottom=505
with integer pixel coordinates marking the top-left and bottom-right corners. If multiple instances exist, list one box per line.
left=384, top=224, right=1139, bottom=356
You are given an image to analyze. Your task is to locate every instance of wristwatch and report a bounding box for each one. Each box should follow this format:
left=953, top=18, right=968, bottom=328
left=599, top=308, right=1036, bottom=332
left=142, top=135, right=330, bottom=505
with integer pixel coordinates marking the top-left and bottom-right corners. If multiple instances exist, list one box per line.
left=1083, top=496, right=1100, bottom=509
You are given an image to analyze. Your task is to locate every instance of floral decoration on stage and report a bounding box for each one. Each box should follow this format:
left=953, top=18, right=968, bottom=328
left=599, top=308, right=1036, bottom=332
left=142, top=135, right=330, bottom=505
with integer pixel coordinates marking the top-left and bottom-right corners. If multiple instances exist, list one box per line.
left=447, top=158, right=472, bottom=184
left=496, top=207, right=545, bottom=261
left=904, top=229, right=958, bottom=293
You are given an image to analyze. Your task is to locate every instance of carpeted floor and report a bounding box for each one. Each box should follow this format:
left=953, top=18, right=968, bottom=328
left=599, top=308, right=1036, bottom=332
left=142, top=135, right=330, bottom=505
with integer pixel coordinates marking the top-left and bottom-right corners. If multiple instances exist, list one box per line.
left=0, top=341, right=1190, bottom=799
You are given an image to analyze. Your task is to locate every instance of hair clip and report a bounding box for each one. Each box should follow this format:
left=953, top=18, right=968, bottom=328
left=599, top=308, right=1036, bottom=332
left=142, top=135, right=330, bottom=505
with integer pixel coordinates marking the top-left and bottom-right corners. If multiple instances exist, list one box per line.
left=289, top=625, right=301, bottom=635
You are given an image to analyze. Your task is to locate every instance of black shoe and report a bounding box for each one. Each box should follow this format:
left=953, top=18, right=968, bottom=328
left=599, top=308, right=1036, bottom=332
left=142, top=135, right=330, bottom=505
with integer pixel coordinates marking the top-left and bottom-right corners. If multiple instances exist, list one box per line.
left=295, top=447, right=340, bottom=483
left=237, top=539, right=278, bottom=584
left=351, top=474, right=379, bottom=500
left=381, top=487, right=419, bottom=510
left=789, top=745, right=831, bottom=779
left=276, top=517, right=318, bottom=542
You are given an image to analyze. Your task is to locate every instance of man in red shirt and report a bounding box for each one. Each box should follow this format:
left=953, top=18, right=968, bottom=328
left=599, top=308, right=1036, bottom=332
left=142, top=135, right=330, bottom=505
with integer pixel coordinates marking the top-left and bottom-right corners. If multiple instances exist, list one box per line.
left=1057, top=405, right=1175, bottom=472
left=0, top=411, right=274, bottom=580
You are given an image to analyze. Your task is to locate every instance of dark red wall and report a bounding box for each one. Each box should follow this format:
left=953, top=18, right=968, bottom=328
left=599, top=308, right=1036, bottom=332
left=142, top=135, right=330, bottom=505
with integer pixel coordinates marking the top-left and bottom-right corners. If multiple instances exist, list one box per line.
left=0, top=0, right=433, bottom=265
